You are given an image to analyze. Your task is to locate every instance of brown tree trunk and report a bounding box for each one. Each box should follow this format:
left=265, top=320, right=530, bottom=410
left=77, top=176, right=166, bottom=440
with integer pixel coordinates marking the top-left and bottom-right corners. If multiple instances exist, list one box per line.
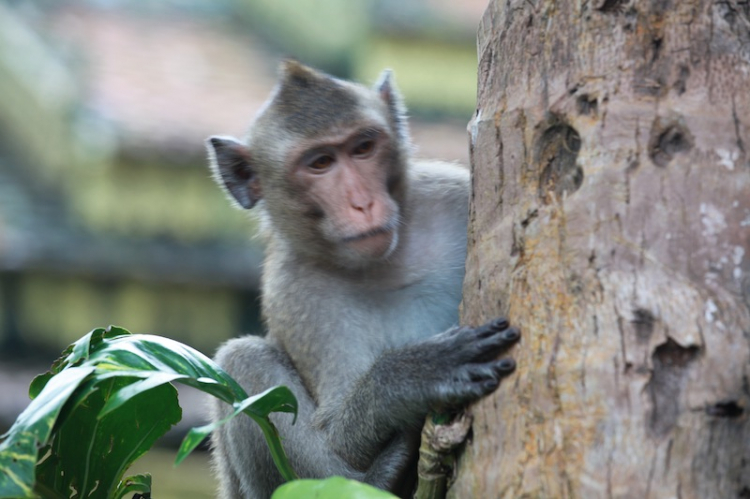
left=452, top=0, right=750, bottom=497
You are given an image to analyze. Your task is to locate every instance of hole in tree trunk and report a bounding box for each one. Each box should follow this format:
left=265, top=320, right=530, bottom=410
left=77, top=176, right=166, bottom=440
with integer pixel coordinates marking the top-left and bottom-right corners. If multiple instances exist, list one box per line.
left=706, top=400, right=744, bottom=418
left=646, top=338, right=700, bottom=437
left=648, top=117, right=694, bottom=167
left=537, top=122, right=583, bottom=204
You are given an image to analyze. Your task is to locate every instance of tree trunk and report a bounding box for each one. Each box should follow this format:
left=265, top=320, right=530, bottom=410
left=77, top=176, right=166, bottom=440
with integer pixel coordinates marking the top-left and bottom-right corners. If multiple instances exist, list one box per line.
left=452, top=0, right=750, bottom=497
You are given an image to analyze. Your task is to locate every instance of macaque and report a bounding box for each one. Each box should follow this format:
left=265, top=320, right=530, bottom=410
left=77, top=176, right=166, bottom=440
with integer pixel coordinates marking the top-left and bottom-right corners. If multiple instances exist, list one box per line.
left=207, top=60, right=519, bottom=498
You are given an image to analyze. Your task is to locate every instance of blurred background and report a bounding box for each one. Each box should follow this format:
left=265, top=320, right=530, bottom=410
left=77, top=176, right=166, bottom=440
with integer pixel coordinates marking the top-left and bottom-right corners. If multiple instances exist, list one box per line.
left=0, top=0, right=486, bottom=496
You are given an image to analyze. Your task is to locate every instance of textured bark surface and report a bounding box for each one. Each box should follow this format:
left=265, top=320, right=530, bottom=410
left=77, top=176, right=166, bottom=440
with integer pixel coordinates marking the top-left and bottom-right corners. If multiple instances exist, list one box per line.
left=452, top=0, right=750, bottom=497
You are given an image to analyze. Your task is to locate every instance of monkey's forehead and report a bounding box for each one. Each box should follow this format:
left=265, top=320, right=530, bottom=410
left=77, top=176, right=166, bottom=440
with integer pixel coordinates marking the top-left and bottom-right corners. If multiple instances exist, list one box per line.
left=253, top=71, right=386, bottom=139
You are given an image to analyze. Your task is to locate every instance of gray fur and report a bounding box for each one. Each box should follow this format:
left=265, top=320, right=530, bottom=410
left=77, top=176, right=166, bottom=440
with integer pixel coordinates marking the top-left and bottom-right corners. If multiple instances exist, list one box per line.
left=206, top=61, right=519, bottom=498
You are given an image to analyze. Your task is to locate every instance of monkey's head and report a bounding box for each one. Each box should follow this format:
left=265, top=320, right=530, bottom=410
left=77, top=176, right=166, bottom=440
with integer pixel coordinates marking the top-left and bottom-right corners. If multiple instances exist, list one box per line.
left=208, top=60, right=411, bottom=268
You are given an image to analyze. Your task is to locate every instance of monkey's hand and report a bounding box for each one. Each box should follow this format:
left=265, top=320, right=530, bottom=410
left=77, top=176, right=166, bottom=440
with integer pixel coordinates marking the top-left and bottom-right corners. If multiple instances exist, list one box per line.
left=423, top=317, right=519, bottom=409
left=323, top=318, right=518, bottom=471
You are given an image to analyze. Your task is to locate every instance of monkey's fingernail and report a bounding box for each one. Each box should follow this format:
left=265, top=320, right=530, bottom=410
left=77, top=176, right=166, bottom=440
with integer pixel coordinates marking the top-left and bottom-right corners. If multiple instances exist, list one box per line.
left=502, top=327, right=520, bottom=342
left=492, top=317, right=510, bottom=330
left=482, top=379, right=500, bottom=391
left=497, top=358, right=516, bottom=372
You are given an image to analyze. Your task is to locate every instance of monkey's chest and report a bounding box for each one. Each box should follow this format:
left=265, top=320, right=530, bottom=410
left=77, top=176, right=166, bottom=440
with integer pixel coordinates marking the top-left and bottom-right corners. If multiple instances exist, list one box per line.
left=356, top=280, right=462, bottom=349
left=303, top=283, right=462, bottom=403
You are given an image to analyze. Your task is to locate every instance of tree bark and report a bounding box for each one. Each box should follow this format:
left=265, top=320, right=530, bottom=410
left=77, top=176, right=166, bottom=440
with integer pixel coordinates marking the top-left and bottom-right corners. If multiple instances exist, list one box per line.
left=452, top=0, right=750, bottom=498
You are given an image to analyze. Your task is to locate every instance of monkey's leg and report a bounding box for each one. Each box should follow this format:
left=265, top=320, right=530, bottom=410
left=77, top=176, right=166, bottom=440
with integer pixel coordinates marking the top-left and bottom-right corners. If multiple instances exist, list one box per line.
left=363, top=430, right=420, bottom=496
left=210, top=336, right=362, bottom=499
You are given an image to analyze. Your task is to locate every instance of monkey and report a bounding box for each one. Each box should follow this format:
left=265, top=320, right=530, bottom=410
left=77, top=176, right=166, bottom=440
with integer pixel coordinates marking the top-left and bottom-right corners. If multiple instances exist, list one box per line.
left=206, top=60, right=520, bottom=499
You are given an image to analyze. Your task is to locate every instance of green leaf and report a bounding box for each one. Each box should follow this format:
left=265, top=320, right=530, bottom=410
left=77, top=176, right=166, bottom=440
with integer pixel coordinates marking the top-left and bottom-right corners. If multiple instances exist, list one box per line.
left=0, top=366, right=96, bottom=498
left=28, top=327, right=126, bottom=399
left=175, top=385, right=298, bottom=481
left=113, top=472, right=152, bottom=499
left=99, top=372, right=185, bottom=417
left=34, top=379, right=179, bottom=498
left=87, top=333, right=247, bottom=401
left=272, top=477, right=399, bottom=499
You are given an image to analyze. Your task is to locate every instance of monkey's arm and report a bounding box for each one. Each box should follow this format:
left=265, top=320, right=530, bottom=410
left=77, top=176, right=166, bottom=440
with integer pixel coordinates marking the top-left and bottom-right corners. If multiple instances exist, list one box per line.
left=315, top=318, right=519, bottom=472
left=211, top=336, right=365, bottom=498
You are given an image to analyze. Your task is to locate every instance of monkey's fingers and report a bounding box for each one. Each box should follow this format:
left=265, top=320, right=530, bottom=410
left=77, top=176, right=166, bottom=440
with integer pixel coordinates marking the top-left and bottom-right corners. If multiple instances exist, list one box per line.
left=494, top=357, right=516, bottom=376
left=474, top=317, right=510, bottom=337
left=471, top=326, right=520, bottom=362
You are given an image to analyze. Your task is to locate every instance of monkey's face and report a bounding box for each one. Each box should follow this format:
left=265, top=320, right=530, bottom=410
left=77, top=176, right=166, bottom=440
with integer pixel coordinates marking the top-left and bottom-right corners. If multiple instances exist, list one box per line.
left=285, top=125, right=404, bottom=264
left=207, top=60, right=412, bottom=268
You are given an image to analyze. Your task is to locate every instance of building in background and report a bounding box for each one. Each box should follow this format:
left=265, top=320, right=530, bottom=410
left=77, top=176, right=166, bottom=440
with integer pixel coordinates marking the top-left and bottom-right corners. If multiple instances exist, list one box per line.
left=0, top=1, right=271, bottom=361
left=0, top=0, right=481, bottom=363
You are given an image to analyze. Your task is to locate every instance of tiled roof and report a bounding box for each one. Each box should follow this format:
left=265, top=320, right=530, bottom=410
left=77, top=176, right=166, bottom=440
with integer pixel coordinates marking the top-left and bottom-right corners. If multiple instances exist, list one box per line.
left=43, top=5, right=471, bottom=164
left=47, top=7, right=278, bottom=159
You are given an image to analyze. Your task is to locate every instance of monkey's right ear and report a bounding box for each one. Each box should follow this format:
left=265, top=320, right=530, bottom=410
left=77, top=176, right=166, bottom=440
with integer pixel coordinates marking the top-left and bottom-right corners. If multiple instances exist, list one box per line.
left=207, top=136, right=262, bottom=209
left=375, top=69, right=410, bottom=147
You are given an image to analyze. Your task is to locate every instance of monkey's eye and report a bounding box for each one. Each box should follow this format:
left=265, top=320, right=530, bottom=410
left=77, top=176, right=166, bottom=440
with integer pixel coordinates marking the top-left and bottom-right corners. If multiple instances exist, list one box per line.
left=352, top=140, right=375, bottom=157
left=308, top=155, right=334, bottom=172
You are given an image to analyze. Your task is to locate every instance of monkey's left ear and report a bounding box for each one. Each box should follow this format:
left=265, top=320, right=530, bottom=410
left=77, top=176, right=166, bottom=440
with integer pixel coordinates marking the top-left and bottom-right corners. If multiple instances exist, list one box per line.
left=207, top=136, right=263, bottom=210
left=375, top=69, right=410, bottom=146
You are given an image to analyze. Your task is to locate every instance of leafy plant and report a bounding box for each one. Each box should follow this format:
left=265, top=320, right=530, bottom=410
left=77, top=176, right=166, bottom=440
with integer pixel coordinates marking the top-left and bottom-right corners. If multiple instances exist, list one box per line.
left=0, top=326, right=399, bottom=499
left=0, top=326, right=298, bottom=499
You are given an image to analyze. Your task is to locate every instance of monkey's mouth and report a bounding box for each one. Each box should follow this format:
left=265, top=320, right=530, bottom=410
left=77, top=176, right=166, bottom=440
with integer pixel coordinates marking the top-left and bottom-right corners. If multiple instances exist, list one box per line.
left=341, top=220, right=399, bottom=259
left=342, top=226, right=392, bottom=244
left=341, top=219, right=398, bottom=244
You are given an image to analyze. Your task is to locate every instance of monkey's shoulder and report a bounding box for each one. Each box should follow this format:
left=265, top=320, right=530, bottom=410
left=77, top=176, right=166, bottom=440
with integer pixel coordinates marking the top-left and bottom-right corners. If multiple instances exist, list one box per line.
left=405, top=160, right=469, bottom=212
left=407, top=159, right=469, bottom=189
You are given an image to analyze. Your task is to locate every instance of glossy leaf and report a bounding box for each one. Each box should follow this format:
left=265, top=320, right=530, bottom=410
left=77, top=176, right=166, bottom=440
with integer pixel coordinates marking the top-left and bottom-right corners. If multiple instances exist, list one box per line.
left=0, top=326, right=300, bottom=498
left=176, top=385, right=298, bottom=482
left=113, top=472, right=152, bottom=499
left=0, top=366, right=95, bottom=498
left=35, top=379, right=179, bottom=498
left=272, top=477, right=398, bottom=499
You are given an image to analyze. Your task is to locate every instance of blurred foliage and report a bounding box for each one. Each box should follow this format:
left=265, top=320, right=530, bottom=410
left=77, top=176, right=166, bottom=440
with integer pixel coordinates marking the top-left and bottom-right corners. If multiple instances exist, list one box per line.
left=358, top=36, right=477, bottom=117
left=234, top=0, right=367, bottom=75
left=126, top=447, right=215, bottom=499
left=15, top=274, right=245, bottom=355
left=235, top=0, right=477, bottom=118
left=72, top=161, right=257, bottom=242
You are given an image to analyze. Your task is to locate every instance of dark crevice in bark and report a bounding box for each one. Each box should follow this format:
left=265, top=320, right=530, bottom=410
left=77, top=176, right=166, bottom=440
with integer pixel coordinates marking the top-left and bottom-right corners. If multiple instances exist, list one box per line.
left=648, top=117, right=695, bottom=167
left=537, top=122, right=583, bottom=203
left=576, top=94, right=599, bottom=115
left=520, top=208, right=538, bottom=228
left=647, top=338, right=701, bottom=437
left=705, top=400, right=744, bottom=418
left=731, top=95, right=747, bottom=157
left=651, top=36, right=664, bottom=63
left=598, top=0, right=630, bottom=14
left=510, top=223, right=523, bottom=257
left=632, top=308, right=657, bottom=343
left=617, top=314, right=632, bottom=373
left=674, top=64, right=690, bottom=95
left=495, top=121, right=505, bottom=215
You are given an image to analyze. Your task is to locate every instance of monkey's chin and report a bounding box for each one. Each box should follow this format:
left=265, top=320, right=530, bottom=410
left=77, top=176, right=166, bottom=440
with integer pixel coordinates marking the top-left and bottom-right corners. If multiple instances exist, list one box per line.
left=347, top=229, right=398, bottom=260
